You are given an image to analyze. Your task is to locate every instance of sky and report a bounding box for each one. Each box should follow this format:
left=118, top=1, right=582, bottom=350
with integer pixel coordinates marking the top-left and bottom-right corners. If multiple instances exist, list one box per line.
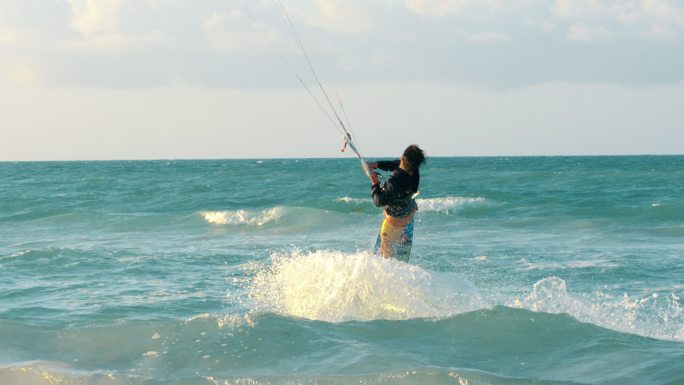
left=1, top=0, right=683, bottom=160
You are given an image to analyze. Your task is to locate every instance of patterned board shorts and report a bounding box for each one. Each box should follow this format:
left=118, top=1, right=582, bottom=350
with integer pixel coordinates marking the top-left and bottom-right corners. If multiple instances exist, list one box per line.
left=373, top=212, right=415, bottom=262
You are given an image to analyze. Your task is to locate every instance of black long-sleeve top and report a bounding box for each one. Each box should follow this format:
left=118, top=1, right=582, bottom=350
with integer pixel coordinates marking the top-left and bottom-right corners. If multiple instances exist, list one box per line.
left=371, top=160, right=419, bottom=218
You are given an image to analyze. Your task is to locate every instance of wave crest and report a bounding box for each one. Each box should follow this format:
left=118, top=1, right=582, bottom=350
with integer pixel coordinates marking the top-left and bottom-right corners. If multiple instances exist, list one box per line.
left=335, top=196, right=368, bottom=204
left=336, top=196, right=488, bottom=214
left=512, top=276, right=684, bottom=342
left=417, top=197, right=487, bottom=213
left=201, top=208, right=284, bottom=226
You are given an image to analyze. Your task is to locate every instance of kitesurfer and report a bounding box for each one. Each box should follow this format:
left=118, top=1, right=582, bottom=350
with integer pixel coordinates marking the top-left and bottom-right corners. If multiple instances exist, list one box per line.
left=368, top=145, right=426, bottom=261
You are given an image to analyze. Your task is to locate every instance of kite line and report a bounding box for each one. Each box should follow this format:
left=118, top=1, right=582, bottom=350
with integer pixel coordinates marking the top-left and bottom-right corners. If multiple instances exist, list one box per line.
left=238, top=0, right=371, bottom=178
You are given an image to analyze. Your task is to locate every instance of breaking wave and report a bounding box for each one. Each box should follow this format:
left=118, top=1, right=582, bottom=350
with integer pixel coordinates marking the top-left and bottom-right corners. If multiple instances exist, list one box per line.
left=335, top=196, right=488, bottom=214
left=247, top=250, right=486, bottom=322
left=416, top=197, right=488, bottom=213
left=510, top=276, right=684, bottom=342
left=201, top=208, right=285, bottom=226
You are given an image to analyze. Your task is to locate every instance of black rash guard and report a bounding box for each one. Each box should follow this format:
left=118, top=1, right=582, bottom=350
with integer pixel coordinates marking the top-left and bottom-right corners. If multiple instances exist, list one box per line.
left=371, top=160, right=420, bottom=218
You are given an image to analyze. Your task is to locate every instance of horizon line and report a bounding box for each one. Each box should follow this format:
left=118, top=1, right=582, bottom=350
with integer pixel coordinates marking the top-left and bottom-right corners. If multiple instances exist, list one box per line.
left=1, top=153, right=683, bottom=163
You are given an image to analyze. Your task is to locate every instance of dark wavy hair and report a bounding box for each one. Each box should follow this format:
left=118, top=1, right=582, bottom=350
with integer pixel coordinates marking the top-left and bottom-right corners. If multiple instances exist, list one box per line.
left=402, top=144, right=426, bottom=173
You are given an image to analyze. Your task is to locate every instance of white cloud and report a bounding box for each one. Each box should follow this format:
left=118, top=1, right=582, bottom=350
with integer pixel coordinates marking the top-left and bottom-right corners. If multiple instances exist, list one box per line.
left=200, top=10, right=288, bottom=53
left=0, top=9, right=55, bottom=49
left=641, top=0, right=684, bottom=24
left=310, top=0, right=373, bottom=34
left=66, top=0, right=122, bottom=38
left=632, top=0, right=684, bottom=40
left=0, top=0, right=681, bottom=89
left=566, top=23, right=614, bottom=42
left=0, top=1, right=682, bottom=160
left=53, top=29, right=170, bottom=51
left=0, top=30, right=16, bottom=44
left=0, top=55, right=43, bottom=86
left=465, top=31, right=510, bottom=44
left=56, top=0, right=177, bottom=51
left=403, top=0, right=472, bottom=17
left=554, top=0, right=604, bottom=18
left=550, top=0, right=684, bottom=42
left=403, top=0, right=503, bottom=17
left=638, top=22, right=676, bottom=38
left=612, top=2, right=642, bottom=23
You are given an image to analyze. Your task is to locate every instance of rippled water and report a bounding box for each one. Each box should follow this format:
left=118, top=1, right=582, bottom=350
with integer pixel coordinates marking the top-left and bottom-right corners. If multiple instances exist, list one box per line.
left=0, top=157, right=682, bottom=384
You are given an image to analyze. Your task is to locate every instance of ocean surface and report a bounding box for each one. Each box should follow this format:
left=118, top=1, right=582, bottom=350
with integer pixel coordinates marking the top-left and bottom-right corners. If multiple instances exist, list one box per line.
left=0, top=156, right=682, bottom=385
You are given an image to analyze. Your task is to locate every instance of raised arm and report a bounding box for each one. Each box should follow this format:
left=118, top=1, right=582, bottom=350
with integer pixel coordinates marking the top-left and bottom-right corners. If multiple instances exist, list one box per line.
left=367, top=160, right=400, bottom=173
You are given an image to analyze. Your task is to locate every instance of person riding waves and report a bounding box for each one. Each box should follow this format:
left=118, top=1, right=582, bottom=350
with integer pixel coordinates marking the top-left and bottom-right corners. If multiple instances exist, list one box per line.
left=368, top=145, right=426, bottom=262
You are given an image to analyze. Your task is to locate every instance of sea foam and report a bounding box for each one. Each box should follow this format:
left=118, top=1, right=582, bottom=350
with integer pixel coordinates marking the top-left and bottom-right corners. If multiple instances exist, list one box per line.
left=511, top=276, right=684, bottom=342
left=248, top=250, right=486, bottom=322
left=416, top=196, right=488, bottom=213
left=201, top=208, right=284, bottom=226
left=336, top=196, right=488, bottom=214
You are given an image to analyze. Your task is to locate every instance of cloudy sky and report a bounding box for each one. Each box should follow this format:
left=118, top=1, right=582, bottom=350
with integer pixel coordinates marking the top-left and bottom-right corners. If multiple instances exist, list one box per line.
left=1, top=0, right=683, bottom=160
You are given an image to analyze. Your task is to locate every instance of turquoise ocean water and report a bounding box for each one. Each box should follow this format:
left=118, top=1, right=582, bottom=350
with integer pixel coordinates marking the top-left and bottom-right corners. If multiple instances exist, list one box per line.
left=0, top=156, right=682, bottom=385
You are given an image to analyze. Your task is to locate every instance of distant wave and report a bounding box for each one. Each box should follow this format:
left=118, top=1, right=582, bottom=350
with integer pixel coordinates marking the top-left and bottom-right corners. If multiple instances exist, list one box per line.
left=417, top=196, right=488, bottom=213
left=248, top=250, right=486, bottom=322
left=335, top=196, right=488, bottom=214
left=201, top=208, right=285, bottom=226
left=335, top=196, right=369, bottom=205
